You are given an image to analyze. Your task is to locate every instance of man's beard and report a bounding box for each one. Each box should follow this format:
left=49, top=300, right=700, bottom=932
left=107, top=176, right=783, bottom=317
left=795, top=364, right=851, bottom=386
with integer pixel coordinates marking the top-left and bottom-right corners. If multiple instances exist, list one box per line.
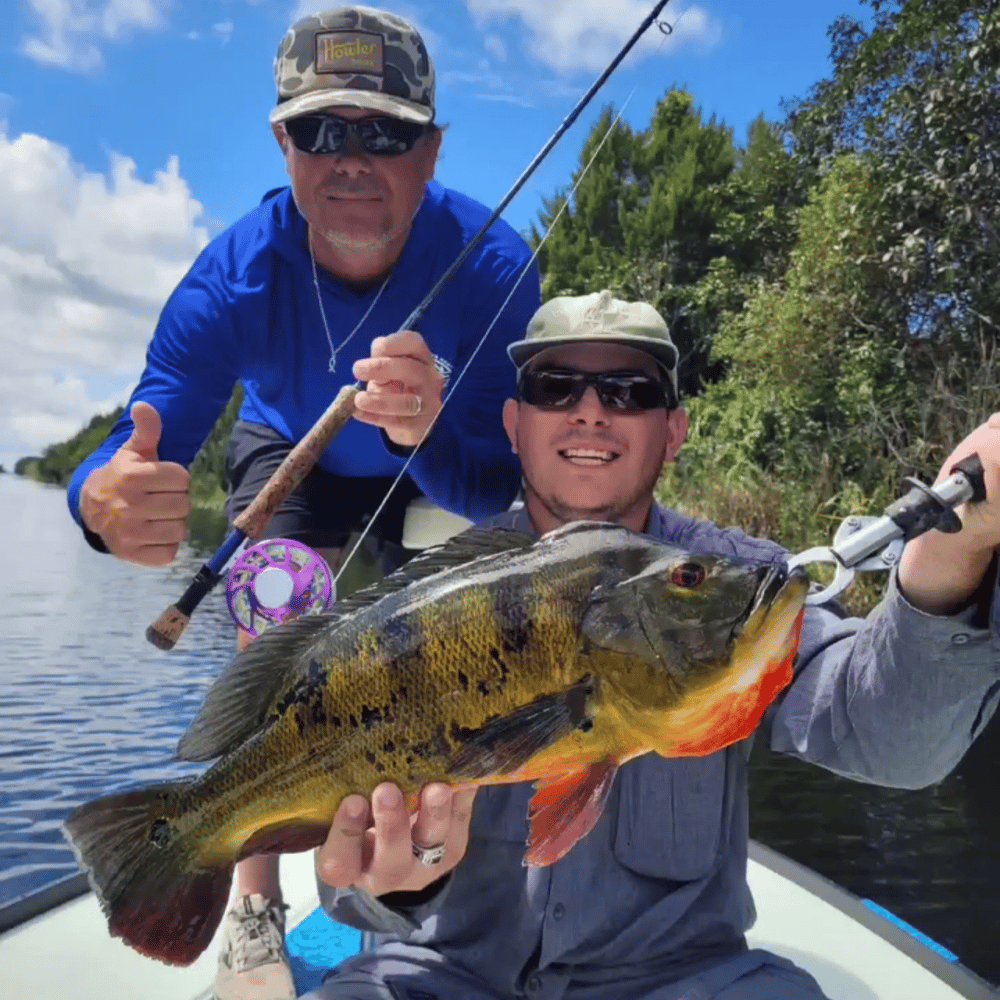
left=523, top=460, right=663, bottom=527
left=317, top=226, right=398, bottom=252
left=294, top=188, right=425, bottom=255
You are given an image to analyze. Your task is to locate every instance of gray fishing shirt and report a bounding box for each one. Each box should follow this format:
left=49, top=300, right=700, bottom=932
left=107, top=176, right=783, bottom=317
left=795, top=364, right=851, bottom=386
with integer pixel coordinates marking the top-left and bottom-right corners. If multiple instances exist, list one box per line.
left=319, top=503, right=1000, bottom=996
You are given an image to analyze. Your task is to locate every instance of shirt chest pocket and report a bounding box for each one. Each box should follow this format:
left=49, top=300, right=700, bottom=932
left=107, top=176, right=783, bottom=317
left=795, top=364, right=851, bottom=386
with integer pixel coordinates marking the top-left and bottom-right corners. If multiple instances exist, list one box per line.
left=469, top=784, right=532, bottom=845
left=612, top=753, right=729, bottom=882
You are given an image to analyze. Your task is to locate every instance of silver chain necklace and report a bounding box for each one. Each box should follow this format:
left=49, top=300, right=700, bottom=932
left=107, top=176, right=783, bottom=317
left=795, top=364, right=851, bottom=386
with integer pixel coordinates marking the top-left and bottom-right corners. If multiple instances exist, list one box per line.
left=310, top=244, right=391, bottom=374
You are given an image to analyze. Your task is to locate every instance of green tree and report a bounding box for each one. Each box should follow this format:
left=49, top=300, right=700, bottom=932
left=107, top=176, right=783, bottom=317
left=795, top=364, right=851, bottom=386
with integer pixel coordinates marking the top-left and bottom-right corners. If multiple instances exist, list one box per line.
left=530, top=90, right=739, bottom=398
left=188, top=383, right=244, bottom=503
left=786, top=0, right=1000, bottom=371
left=686, top=156, right=899, bottom=482
left=30, top=407, right=126, bottom=487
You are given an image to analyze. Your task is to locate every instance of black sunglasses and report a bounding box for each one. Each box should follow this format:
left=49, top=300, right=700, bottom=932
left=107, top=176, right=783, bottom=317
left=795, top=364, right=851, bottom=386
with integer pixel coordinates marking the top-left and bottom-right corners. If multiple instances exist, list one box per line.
left=518, top=368, right=674, bottom=413
left=283, top=114, right=429, bottom=156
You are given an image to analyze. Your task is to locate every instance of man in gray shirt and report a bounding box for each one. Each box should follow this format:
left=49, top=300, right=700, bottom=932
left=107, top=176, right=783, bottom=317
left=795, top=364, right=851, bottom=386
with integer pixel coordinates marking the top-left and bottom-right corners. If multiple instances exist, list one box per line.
left=303, top=290, right=1000, bottom=1000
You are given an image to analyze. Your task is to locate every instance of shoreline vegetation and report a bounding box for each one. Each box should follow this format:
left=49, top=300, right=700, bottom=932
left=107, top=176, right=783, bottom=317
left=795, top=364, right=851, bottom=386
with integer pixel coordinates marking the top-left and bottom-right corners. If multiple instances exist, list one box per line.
left=16, top=1, right=998, bottom=620
left=15, top=384, right=243, bottom=558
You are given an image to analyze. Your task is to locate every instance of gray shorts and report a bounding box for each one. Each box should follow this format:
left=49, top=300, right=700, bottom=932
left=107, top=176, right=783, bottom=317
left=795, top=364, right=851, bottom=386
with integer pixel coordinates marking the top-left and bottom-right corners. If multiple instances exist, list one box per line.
left=224, top=419, right=423, bottom=573
left=303, top=944, right=829, bottom=1000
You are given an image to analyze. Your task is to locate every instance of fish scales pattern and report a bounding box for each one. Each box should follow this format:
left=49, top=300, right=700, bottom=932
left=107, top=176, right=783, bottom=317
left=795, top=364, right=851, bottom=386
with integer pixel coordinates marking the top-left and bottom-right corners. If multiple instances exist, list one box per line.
left=193, top=544, right=640, bottom=857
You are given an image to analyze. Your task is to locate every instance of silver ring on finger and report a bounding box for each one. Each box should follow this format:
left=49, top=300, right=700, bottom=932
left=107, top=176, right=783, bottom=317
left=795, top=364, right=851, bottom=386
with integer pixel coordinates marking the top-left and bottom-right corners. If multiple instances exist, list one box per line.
left=412, top=395, right=423, bottom=416
left=412, top=840, right=446, bottom=867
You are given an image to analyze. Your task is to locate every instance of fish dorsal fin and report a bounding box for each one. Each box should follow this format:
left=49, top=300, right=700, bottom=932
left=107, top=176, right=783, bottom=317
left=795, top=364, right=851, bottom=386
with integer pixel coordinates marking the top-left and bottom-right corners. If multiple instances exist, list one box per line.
left=539, top=520, right=638, bottom=543
left=321, top=525, right=538, bottom=622
left=176, top=527, right=536, bottom=763
left=176, top=614, right=335, bottom=762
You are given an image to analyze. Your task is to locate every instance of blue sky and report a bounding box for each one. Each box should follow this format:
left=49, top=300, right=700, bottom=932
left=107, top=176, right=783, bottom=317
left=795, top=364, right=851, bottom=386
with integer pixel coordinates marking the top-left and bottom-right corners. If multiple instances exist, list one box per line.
left=0, top=0, right=871, bottom=470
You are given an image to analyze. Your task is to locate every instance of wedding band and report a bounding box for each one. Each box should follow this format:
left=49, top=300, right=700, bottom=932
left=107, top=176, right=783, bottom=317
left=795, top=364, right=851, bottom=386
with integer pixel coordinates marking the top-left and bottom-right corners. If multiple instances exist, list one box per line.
left=412, top=841, right=446, bottom=867
left=413, top=396, right=423, bottom=416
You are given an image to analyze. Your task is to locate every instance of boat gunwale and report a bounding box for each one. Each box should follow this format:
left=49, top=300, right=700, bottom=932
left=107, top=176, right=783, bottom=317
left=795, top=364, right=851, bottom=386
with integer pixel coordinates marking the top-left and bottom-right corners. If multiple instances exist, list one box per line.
left=1, top=844, right=996, bottom=999
left=0, top=871, right=90, bottom=935
left=748, top=841, right=999, bottom=1000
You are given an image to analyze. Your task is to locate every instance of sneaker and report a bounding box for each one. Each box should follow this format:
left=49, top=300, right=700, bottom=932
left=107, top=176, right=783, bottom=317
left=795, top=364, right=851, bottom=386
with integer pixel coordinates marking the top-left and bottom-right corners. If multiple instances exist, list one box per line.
left=213, top=893, right=296, bottom=1000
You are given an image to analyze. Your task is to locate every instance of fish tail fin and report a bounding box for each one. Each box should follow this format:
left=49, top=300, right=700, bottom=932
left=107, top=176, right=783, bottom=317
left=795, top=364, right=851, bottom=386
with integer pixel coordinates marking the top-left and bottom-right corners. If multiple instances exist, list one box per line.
left=62, top=781, right=234, bottom=966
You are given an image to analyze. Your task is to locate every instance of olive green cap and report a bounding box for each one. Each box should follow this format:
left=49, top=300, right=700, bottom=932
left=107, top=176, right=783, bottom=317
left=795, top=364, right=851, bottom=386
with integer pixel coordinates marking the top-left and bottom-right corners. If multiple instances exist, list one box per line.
left=507, top=290, right=679, bottom=398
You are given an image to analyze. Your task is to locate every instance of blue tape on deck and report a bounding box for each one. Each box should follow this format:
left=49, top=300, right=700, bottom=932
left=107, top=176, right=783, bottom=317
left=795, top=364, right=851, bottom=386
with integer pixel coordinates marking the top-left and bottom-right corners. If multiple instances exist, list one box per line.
left=862, top=899, right=959, bottom=963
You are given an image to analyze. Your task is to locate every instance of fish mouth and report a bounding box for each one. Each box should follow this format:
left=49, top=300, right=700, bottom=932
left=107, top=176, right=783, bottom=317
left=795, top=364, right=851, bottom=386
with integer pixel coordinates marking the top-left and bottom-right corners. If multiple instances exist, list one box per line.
left=558, top=447, right=621, bottom=467
left=732, top=563, right=810, bottom=639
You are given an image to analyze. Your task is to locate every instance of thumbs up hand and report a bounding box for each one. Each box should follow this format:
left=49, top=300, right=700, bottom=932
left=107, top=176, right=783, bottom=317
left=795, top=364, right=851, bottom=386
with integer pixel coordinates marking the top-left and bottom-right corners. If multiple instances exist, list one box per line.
left=123, top=400, right=166, bottom=463
left=80, top=401, right=192, bottom=566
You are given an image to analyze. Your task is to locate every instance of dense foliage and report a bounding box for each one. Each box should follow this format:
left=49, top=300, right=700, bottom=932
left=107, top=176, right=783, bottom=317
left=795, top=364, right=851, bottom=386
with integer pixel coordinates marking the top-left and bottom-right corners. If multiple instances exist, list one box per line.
left=17, top=408, right=126, bottom=487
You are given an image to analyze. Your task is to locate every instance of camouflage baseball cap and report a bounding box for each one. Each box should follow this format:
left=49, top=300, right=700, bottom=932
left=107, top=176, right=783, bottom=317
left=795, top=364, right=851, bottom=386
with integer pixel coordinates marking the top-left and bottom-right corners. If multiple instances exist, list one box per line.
left=269, top=6, right=435, bottom=125
left=508, top=290, right=680, bottom=400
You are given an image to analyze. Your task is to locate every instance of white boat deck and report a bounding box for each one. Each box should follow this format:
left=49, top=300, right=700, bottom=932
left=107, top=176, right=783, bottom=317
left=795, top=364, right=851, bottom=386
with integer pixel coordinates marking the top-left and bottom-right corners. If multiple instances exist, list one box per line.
left=1, top=843, right=995, bottom=1000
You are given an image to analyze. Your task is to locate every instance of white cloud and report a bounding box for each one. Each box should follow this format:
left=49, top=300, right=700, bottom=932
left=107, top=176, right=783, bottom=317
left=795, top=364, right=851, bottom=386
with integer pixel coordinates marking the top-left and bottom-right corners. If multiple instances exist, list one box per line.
left=0, top=130, right=209, bottom=463
left=9, top=377, right=134, bottom=447
left=464, top=0, right=721, bottom=73
left=20, top=0, right=169, bottom=72
left=213, top=19, right=234, bottom=45
left=484, top=34, right=507, bottom=62
left=477, top=92, right=534, bottom=107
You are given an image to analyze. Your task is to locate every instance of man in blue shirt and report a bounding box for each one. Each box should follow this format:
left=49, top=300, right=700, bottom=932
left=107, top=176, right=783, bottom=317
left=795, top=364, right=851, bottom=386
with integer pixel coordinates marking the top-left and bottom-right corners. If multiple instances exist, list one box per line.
left=66, top=7, right=540, bottom=998
left=308, top=290, right=1000, bottom=999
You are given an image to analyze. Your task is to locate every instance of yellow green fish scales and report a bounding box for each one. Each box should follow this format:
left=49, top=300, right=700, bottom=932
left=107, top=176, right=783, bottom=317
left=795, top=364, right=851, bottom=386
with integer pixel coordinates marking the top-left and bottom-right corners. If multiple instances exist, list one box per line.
left=63, top=521, right=809, bottom=968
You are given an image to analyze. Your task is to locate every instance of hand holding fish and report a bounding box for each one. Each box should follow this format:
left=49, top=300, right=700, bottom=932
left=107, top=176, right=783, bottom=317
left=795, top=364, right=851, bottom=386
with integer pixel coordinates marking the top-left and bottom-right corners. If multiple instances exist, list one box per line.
left=899, top=412, right=1000, bottom=615
left=352, top=332, right=445, bottom=448
left=79, top=401, right=191, bottom=566
left=316, top=782, right=477, bottom=898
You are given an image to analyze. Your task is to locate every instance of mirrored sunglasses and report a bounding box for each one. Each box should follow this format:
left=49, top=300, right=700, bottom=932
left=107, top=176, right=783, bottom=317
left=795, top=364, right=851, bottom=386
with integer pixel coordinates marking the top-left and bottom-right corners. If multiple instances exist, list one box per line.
left=284, top=114, right=429, bottom=157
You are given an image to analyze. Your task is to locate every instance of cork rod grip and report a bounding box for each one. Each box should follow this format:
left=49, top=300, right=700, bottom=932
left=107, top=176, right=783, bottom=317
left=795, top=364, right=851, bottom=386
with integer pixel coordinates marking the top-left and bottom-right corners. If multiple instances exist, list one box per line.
left=232, top=384, right=359, bottom=540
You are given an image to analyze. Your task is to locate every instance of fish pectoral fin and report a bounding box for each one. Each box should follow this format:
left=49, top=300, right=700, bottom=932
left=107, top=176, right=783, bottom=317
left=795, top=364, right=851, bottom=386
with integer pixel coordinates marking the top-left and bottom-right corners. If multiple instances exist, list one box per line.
left=446, top=677, right=596, bottom=781
left=176, top=614, right=334, bottom=762
left=524, top=760, right=619, bottom=867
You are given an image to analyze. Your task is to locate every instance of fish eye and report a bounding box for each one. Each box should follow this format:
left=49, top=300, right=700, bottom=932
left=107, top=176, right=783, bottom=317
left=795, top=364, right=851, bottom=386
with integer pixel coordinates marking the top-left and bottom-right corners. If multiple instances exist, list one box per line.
left=670, top=562, right=706, bottom=588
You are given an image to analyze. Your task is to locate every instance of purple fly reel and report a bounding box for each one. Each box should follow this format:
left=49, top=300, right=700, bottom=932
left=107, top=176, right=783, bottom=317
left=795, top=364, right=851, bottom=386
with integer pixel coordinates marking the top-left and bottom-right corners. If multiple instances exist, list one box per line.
left=225, top=538, right=335, bottom=638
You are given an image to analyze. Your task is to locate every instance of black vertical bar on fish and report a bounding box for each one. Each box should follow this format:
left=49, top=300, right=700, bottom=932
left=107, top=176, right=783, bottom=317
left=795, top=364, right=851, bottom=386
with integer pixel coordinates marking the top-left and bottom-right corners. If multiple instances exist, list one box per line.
left=145, top=0, right=675, bottom=650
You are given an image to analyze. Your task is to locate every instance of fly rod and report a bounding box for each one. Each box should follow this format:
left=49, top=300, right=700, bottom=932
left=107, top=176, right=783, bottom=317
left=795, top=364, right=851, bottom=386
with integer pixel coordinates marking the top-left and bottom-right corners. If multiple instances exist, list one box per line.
left=147, top=0, right=675, bottom=650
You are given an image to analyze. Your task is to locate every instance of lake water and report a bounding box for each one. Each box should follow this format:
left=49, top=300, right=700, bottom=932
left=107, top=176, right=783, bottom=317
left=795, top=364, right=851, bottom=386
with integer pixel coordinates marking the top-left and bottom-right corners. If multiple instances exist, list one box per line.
left=0, top=473, right=996, bottom=986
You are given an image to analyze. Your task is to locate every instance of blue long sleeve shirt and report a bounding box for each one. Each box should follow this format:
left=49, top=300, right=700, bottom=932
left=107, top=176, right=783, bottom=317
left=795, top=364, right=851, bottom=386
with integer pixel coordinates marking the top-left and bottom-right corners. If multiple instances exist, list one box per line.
left=66, top=181, right=541, bottom=537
